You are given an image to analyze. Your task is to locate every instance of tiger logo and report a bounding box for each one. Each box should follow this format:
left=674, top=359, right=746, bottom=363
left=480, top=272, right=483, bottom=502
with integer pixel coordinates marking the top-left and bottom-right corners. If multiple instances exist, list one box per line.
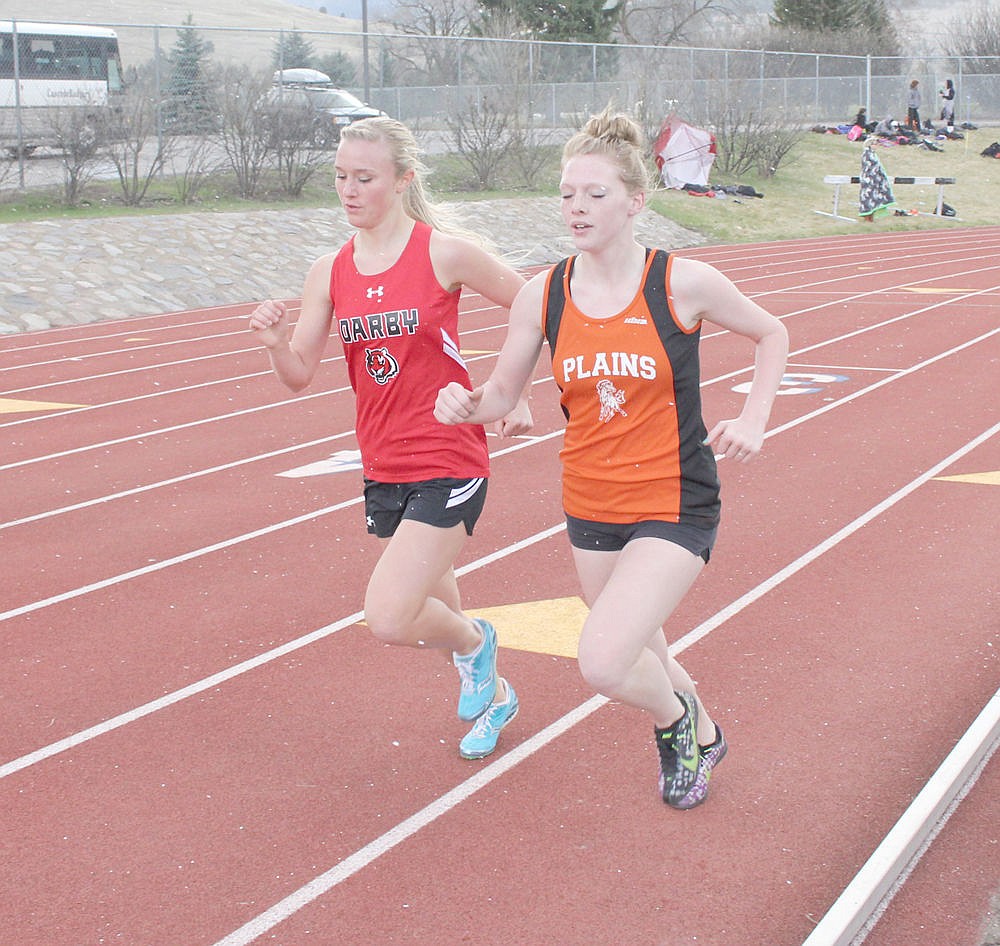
left=365, top=346, right=399, bottom=385
left=596, top=378, right=628, bottom=422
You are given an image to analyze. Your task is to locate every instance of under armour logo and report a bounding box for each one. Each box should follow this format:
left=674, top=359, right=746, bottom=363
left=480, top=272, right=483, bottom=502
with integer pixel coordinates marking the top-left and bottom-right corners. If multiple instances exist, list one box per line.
left=366, top=286, right=384, bottom=299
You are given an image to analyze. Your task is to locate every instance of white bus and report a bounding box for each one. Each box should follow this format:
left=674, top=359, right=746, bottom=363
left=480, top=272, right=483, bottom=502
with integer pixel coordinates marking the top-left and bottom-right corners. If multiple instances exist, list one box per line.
left=1, top=20, right=123, bottom=155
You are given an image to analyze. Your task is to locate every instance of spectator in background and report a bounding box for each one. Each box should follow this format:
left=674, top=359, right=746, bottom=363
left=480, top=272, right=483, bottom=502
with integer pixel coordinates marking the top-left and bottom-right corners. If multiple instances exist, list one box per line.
left=906, top=80, right=921, bottom=131
left=940, top=79, right=956, bottom=132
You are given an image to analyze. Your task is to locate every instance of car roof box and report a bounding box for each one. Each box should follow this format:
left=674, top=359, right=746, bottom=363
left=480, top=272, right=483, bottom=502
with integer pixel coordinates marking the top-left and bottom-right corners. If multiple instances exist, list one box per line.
left=274, top=68, right=333, bottom=87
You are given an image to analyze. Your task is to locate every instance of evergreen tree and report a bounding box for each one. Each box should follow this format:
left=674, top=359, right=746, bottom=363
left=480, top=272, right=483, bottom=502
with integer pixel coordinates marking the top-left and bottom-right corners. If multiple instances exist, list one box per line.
left=315, top=50, right=357, bottom=86
left=164, top=15, right=215, bottom=133
left=769, top=0, right=897, bottom=56
left=273, top=30, right=318, bottom=70
left=771, top=0, right=891, bottom=35
left=476, top=0, right=617, bottom=81
left=479, top=0, right=616, bottom=43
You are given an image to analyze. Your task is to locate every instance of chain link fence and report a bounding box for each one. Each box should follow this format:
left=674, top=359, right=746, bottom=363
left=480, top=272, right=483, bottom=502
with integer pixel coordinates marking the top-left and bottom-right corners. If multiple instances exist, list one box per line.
left=3, top=19, right=999, bottom=195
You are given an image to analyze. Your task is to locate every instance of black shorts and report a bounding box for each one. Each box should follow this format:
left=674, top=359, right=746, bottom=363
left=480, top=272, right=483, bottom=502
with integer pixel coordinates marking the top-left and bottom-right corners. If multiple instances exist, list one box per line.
left=565, top=514, right=717, bottom=563
left=364, top=477, right=488, bottom=539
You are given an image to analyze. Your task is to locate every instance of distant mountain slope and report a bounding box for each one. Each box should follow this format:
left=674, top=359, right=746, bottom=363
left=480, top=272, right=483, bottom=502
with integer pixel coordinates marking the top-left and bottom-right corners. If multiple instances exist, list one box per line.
left=0, top=0, right=365, bottom=67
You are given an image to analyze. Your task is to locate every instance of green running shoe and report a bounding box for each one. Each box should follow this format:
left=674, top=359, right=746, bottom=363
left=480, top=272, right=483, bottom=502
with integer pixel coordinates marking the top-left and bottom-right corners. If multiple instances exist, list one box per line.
left=674, top=723, right=728, bottom=809
left=655, top=691, right=701, bottom=809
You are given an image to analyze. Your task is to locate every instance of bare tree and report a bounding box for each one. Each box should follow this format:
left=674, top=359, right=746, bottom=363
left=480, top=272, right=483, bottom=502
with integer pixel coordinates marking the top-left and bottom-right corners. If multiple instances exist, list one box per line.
left=211, top=65, right=274, bottom=199
left=163, top=133, right=221, bottom=205
left=388, top=0, right=477, bottom=84
left=446, top=97, right=516, bottom=189
left=0, top=153, right=16, bottom=190
left=264, top=102, right=334, bottom=197
left=945, top=2, right=1000, bottom=71
left=611, top=0, right=743, bottom=47
left=506, top=123, right=561, bottom=189
left=100, top=72, right=174, bottom=206
left=43, top=102, right=106, bottom=207
left=706, top=85, right=805, bottom=178
left=464, top=9, right=532, bottom=86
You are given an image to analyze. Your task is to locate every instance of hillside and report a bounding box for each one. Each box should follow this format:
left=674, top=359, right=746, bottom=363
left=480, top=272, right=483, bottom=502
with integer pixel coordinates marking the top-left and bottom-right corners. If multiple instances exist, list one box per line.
left=0, top=0, right=368, bottom=68
left=0, top=0, right=974, bottom=67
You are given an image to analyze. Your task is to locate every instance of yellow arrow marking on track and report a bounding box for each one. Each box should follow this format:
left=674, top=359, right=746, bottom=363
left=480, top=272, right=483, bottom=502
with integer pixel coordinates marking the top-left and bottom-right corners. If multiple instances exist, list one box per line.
left=475, top=596, right=590, bottom=659
left=934, top=471, right=1000, bottom=486
left=902, top=287, right=978, bottom=294
left=0, top=398, right=86, bottom=414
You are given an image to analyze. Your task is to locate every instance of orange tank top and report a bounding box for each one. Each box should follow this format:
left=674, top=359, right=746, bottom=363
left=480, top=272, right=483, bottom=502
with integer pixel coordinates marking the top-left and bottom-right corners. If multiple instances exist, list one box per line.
left=541, top=249, right=720, bottom=526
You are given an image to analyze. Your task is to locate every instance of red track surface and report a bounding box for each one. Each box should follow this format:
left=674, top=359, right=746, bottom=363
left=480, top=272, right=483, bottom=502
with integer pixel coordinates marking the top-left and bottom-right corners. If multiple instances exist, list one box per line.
left=2, top=228, right=998, bottom=946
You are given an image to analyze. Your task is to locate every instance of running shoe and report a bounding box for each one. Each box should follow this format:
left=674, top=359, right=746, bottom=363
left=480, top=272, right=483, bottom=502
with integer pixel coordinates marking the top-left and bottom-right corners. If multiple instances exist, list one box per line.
left=459, top=678, right=519, bottom=759
left=453, top=618, right=498, bottom=721
left=701, top=723, right=728, bottom=773
left=672, top=723, right=728, bottom=810
left=655, top=691, right=701, bottom=809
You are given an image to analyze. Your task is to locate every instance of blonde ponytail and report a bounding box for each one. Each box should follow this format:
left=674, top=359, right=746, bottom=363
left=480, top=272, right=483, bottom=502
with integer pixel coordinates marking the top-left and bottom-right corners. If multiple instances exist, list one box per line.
left=339, top=117, right=492, bottom=250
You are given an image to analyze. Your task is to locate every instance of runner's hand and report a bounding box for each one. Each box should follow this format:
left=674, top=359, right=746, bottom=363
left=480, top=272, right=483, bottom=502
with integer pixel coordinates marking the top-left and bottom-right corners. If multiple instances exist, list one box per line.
left=704, top=417, right=764, bottom=463
left=436, top=382, right=484, bottom=425
left=248, top=300, right=291, bottom=350
left=494, top=399, right=533, bottom=437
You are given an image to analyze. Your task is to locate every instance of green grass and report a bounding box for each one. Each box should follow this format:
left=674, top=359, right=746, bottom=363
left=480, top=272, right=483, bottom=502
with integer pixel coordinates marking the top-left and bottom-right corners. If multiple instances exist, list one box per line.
left=1, top=126, right=997, bottom=244
left=647, top=126, right=1000, bottom=244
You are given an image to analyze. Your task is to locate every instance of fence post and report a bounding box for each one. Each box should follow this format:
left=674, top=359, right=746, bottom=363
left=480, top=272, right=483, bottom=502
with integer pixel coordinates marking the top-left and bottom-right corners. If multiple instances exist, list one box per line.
left=957, top=57, right=965, bottom=126
left=154, top=25, right=163, bottom=160
left=865, top=54, right=871, bottom=117
left=592, top=43, right=598, bottom=110
left=361, top=0, right=370, bottom=103
left=758, top=49, right=762, bottom=114
left=815, top=53, right=820, bottom=115
left=11, top=18, right=25, bottom=187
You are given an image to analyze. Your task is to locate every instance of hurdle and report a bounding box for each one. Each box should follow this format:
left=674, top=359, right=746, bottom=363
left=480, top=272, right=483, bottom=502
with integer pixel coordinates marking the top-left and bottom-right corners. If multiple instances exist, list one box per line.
left=816, top=175, right=957, bottom=221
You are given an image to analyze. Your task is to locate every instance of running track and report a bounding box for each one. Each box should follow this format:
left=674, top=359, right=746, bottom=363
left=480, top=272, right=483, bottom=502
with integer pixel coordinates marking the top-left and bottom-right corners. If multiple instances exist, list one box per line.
left=1, top=228, right=998, bottom=946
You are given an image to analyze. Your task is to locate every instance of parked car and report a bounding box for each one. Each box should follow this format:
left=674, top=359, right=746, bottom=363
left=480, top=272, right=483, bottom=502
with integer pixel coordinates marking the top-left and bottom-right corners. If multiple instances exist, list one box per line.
left=266, top=68, right=386, bottom=147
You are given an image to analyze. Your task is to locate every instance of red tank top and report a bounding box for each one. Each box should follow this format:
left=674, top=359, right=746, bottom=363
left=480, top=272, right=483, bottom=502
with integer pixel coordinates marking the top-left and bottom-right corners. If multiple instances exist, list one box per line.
left=330, top=221, right=489, bottom=482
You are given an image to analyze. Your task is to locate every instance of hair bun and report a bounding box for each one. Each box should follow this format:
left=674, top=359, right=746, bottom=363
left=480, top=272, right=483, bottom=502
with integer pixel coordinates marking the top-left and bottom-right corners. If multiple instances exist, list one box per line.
left=583, top=109, right=644, bottom=149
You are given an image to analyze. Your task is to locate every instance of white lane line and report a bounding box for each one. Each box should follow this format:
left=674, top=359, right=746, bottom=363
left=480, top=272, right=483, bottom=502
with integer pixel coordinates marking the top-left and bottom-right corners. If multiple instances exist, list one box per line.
left=5, top=284, right=996, bottom=520
left=0, top=308, right=506, bottom=391
left=211, top=693, right=609, bottom=946
left=4, top=255, right=995, bottom=452
left=0, top=522, right=567, bottom=780
left=204, top=422, right=1000, bottom=946
left=0, top=430, right=355, bottom=532
left=801, top=687, right=1000, bottom=946
left=0, top=431, right=565, bottom=622
left=0, top=377, right=551, bottom=530
left=3, top=325, right=995, bottom=619
left=6, top=419, right=994, bottom=782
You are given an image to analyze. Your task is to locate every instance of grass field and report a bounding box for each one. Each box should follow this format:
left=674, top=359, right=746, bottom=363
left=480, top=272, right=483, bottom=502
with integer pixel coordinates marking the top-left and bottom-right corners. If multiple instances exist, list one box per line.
left=2, top=124, right=997, bottom=246
left=647, top=125, right=1000, bottom=245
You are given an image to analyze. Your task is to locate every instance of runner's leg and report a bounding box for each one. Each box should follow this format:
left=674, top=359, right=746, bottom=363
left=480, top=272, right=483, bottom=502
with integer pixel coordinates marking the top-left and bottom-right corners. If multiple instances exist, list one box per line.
left=572, top=537, right=705, bottom=729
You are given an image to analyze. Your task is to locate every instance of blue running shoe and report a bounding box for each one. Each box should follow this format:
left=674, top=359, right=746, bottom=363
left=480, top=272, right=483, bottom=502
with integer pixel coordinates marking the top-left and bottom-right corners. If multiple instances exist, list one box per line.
left=459, top=679, right=518, bottom=759
left=655, top=691, right=701, bottom=809
left=453, top=618, right=498, bottom=721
